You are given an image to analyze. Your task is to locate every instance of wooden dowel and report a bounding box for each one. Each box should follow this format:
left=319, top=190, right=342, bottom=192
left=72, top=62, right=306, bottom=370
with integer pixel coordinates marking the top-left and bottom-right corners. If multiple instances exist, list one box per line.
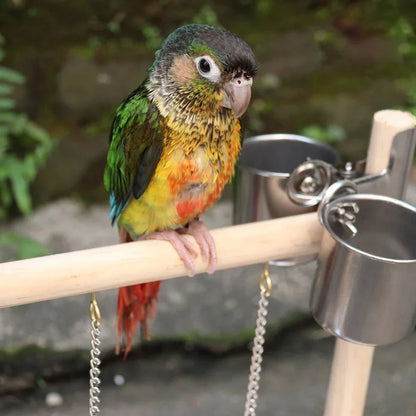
left=324, top=109, right=416, bottom=416
left=0, top=212, right=321, bottom=308
left=365, top=109, right=416, bottom=175
left=324, top=340, right=375, bottom=416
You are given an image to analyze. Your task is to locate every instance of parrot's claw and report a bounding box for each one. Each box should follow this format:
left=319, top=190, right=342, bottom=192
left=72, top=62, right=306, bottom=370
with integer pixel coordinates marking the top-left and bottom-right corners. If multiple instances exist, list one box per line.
left=140, top=230, right=199, bottom=276
left=141, top=220, right=217, bottom=276
left=179, top=220, right=217, bottom=274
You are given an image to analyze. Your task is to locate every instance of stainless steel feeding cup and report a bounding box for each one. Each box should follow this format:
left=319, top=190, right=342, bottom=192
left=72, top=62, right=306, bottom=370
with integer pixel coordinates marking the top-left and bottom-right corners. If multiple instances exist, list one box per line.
left=311, top=193, right=416, bottom=346
left=233, top=134, right=339, bottom=265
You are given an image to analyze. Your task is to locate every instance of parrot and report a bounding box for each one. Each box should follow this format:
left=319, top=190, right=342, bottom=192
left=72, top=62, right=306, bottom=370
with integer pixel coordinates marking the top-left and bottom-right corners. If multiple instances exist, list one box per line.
left=104, top=24, right=257, bottom=356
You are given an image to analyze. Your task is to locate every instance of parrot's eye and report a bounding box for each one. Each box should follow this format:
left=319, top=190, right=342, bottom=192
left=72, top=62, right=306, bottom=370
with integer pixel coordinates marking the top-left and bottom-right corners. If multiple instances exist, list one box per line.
left=194, top=55, right=221, bottom=83
left=199, top=59, right=211, bottom=73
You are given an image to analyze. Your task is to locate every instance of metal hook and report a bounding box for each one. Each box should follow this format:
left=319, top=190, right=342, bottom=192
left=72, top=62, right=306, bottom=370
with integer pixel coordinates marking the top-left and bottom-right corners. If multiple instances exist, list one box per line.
left=90, top=292, right=101, bottom=326
left=260, top=262, right=272, bottom=297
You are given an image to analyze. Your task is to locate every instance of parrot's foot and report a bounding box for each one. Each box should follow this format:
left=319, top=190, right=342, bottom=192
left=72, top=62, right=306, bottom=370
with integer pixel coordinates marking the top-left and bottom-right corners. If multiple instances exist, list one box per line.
left=140, top=220, right=217, bottom=276
left=178, top=220, right=217, bottom=274
left=140, top=229, right=199, bottom=276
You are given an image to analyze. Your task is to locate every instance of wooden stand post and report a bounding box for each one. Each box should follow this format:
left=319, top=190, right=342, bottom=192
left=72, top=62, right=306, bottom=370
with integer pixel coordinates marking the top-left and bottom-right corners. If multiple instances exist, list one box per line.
left=323, top=110, right=416, bottom=416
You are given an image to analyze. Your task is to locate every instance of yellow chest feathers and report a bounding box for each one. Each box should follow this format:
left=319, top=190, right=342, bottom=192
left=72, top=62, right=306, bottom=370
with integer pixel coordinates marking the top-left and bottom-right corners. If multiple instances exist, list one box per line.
left=119, top=114, right=241, bottom=236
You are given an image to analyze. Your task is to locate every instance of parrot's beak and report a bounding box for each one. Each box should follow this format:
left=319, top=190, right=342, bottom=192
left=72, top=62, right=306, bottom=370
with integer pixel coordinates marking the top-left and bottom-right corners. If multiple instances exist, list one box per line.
left=222, top=74, right=253, bottom=118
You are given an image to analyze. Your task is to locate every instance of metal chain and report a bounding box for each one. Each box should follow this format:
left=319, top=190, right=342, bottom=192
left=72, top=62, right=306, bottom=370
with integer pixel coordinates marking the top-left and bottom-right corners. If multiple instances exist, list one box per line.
left=244, top=262, right=272, bottom=416
left=89, top=292, right=102, bottom=416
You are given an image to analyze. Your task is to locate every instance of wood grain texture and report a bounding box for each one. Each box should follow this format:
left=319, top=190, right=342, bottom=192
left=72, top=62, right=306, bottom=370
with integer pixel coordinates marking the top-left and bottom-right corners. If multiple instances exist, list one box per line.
left=0, top=212, right=321, bottom=308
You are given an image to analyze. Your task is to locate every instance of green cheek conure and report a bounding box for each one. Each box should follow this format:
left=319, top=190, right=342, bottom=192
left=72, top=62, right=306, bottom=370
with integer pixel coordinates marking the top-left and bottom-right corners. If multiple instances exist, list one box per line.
left=104, top=24, right=257, bottom=356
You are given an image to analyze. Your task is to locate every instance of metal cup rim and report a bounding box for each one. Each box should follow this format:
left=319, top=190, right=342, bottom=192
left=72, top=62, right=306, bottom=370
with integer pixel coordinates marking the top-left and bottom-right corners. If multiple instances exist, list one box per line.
left=322, top=193, right=416, bottom=264
left=237, top=133, right=339, bottom=176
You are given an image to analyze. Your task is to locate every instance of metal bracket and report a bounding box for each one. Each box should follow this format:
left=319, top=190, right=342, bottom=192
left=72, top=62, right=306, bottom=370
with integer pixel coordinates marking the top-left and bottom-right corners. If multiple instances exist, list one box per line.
left=317, top=180, right=359, bottom=235
left=286, top=160, right=339, bottom=207
left=286, top=128, right=416, bottom=208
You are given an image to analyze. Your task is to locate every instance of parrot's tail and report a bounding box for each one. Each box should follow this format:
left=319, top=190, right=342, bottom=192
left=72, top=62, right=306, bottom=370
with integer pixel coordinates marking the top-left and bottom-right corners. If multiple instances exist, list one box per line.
left=116, top=227, right=161, bottom=358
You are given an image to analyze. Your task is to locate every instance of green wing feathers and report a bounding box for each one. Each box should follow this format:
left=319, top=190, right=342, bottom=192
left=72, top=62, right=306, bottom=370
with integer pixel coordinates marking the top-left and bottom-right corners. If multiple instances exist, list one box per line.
left=104, top=85, right=164, bottom=224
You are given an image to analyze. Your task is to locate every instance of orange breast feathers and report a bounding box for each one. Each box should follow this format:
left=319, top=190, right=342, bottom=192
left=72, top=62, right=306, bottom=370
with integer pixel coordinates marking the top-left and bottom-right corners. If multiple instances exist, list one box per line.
left=119, top=118, right=241, bottom=237
left=167, top=135, right=241, bottom=224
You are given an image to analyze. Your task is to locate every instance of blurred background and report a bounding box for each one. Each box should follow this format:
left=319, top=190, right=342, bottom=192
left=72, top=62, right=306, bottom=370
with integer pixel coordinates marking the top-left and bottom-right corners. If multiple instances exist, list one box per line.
left=1, top=1, right=416, bottom=415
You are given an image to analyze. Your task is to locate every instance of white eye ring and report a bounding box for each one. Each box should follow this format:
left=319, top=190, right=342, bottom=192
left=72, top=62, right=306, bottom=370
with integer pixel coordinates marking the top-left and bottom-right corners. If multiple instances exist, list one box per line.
left=194, top=55, right=221, bottom=83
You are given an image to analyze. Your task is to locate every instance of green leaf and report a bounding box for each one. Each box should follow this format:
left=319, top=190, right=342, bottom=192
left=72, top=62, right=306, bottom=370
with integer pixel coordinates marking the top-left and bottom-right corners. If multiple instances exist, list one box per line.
left=0, top=65, right=25, bottom=84
left=0, top=83, right=13, bottom=95
left=0, top=135, right=8, bottom=154
left=21, top=120, right=48, bottom=143
left=0, top=126, right=10, bottom=137
left=0, top=111, right=20, bottom=122
left=300, top=123, right=346, bottom=143
left=9, top=112, right=28, bottom=135
left=107, top=20, right=121, bottom=33
left=0, top=97, right=15, bottom=111
left=301, top=125, right=327, bottom=141
left=192, top=5, right=221, bottom=27
left=10, top=173, right=32, bottom=215
left=0, top=232, right=50, bottom=260
left=0, top=38, right=53, bottom=220
left=326, top=124, right=346, bottom=142
left=141, top=24, right=163, bottom=51
left=0, top=154, right=20, bottom=178
left=0, top=180, right=11, bottom=218
left=22, top=155, right=37, bottom=179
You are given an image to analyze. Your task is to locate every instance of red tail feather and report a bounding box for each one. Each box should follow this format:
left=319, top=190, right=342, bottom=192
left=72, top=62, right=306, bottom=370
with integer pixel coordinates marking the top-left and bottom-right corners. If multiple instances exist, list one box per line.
left=116, top=227, right=161, bottom=358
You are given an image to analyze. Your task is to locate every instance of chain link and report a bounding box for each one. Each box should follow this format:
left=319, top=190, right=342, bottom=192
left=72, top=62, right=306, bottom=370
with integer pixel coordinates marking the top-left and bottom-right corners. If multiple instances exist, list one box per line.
left=244, top=263, right=272, bottom=416
left=89, top=293, right=102, bottom=416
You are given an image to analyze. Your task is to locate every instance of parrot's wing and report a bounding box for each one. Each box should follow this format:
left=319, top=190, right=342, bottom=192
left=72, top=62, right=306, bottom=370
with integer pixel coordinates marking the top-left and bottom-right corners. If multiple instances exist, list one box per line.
left=104, top=85, right=165, bottom=225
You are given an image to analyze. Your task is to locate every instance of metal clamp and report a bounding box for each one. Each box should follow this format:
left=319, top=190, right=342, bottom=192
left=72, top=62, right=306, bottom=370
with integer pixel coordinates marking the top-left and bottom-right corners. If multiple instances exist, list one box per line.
left=287, top=127, right=416, bottom=207
left=317, top=180, right=359, bottom=235
left=327, top=201, right=359, bottom=236
left=287, top=160, right=339, bottom=207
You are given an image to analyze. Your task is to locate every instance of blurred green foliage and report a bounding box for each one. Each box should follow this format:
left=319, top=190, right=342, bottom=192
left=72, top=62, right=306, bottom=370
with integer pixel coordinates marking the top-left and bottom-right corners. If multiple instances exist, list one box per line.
left=192, top=5, right=221, bottom=27
left=301, top=9, right=416, bottom=144
left=141, top=23, right=163, bottom=52
left=388, top=16, right=416, bottom=116
left=0, top=232, right=50, bottom=259
left=389, top=16, right=416, bottom=61
left=300, top=124, right=346, bottom=144
left=0, top=34, right=53, bottom=220
left=0, top=34, right=52, bottom=259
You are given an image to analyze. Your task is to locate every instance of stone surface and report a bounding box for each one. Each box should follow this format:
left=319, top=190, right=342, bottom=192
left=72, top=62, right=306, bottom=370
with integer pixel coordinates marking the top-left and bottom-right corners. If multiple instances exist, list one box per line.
left=2, top=326, right=416, bottom=415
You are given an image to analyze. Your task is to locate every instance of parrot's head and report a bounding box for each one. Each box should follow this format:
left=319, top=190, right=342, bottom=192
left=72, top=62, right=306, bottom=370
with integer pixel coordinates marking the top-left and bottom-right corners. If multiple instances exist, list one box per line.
left=147, top=24, right=257, bottom=119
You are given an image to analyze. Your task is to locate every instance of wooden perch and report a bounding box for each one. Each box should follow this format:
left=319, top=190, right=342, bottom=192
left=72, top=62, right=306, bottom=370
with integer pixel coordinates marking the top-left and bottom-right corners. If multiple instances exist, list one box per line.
left=0, top=212, right=321, bottom=308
